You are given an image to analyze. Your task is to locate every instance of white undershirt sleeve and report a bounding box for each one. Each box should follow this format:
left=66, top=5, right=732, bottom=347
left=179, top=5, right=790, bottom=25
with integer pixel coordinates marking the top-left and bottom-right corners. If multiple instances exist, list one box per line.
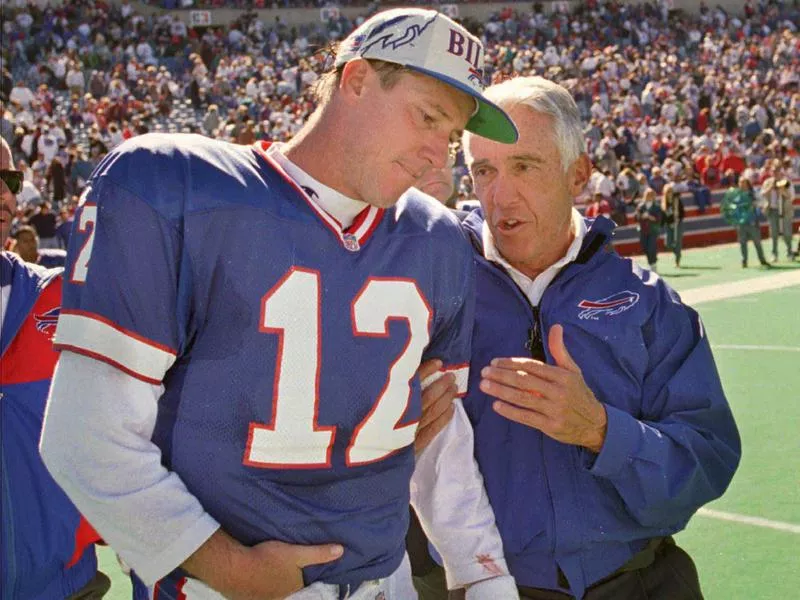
left=40, top=351, right=220, bottom=585
left=410, top=399, right=518, bottom=598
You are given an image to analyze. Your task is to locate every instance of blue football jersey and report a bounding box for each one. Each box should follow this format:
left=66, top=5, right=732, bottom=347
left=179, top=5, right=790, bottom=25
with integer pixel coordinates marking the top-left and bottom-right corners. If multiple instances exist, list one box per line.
left=55, top=134, right=475, bottom=592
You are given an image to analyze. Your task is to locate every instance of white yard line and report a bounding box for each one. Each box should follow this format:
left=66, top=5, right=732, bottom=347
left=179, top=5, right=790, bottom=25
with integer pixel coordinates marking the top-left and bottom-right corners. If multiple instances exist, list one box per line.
left=712, top=344, right=800, bottom=352
left=680, top=270, right=800, bottom=305
left=696, top=508, right=800, bottom=534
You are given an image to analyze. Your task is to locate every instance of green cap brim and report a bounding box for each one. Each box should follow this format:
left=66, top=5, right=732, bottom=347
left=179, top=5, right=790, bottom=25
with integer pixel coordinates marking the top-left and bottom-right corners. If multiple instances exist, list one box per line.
left=407, top=65, right=519, bottom=144
left=467, top=98, right=519, bottom=144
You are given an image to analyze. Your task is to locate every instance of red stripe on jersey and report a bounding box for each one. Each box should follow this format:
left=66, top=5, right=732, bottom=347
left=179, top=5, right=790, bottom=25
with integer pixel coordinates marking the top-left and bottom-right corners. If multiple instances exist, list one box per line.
left=53, top=343, right=164, bottom=386
left=346, top=206, right=386, bottom=246
left=347, top=205, right=371, bottom=235
left=251, top=142, right=342, bottom=242
left=153, top=577, right=187, bottom=600
left=58, top=309, right=178, bottom=357
left=176, top=577, right=188, bottom=600
left=252, top=142, right=385, bottom=249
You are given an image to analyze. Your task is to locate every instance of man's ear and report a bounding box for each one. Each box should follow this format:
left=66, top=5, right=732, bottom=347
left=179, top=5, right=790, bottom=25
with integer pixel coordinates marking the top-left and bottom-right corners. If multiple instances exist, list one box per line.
left=338, top=59, right=371, bottom=101
left=569, top=153, right=593, bottom=197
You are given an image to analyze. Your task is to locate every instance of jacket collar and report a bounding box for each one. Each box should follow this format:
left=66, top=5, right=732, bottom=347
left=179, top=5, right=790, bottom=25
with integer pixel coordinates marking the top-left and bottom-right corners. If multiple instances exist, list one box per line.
left=460, top=207, right=616, bottom=273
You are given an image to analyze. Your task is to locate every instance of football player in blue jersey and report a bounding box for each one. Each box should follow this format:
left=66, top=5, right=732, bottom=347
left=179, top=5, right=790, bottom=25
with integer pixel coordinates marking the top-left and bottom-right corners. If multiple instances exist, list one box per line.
left=41, top=9, right=521, bottom=600
left=417, top=77, right=741, bottom=600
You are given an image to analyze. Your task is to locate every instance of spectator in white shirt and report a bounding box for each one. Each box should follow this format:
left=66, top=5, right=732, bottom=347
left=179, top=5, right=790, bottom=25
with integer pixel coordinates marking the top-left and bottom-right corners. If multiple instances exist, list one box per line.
left=590, top=97, right=607, bottom=120
left=9, top=84, right=35, bottom=110
left=65, top=63, right=86, bottom=96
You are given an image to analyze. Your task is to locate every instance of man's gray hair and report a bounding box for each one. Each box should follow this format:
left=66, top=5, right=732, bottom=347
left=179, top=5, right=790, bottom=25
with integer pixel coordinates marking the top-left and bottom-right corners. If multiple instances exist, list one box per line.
left=466, top=76, right=585, bottom=172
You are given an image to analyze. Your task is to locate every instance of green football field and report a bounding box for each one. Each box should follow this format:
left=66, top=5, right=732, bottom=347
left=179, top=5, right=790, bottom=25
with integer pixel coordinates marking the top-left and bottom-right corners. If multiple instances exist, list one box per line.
left=97, top=243, right=800, bottom=599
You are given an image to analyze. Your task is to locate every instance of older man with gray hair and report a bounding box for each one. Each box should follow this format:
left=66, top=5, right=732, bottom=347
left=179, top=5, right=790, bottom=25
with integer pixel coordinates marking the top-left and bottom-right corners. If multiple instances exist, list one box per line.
left=416, top=76, right=741, bottom=599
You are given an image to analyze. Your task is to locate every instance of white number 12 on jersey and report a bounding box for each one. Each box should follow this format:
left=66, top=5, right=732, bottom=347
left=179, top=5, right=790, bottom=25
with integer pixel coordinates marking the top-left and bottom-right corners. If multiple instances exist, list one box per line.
left=244, top=267, right=431, bottom=469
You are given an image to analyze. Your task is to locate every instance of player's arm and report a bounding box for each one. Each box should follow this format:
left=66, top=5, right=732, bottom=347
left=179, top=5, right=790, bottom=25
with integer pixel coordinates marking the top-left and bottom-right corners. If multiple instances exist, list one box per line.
left=38, top=166, right=215, bottom=584
left=411, top=395, right=518, bottom=599
left=414, top=359, right=458, bottom=455
left=410, top=239, right=518, bottom=598
left=182, top=528, right=342, bottom=600
left=43, top=354, right=342, bottom=597
left=42, top=351, right=219, bottom=584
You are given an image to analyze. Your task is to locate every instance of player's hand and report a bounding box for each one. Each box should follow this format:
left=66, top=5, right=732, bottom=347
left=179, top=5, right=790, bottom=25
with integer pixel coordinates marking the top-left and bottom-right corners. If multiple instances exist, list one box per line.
left=182, top=529, right=343, bottom=600
left=230, top=539, right=344, bottom=600
left=479, top=325, right=607, bottom=453
left=415, top=359, right=458, bottom=455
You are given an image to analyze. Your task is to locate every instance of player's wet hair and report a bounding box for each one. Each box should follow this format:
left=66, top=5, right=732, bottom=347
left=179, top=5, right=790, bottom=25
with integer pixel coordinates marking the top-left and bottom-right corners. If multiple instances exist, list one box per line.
left=312, top=43, right=411, bottom=105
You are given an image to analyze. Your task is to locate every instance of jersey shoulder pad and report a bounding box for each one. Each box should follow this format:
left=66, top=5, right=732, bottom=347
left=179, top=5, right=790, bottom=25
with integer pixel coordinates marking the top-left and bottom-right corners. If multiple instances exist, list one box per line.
left=89, top=133, right=269, bottom=221
left=392, top=188, right=468, bottom=243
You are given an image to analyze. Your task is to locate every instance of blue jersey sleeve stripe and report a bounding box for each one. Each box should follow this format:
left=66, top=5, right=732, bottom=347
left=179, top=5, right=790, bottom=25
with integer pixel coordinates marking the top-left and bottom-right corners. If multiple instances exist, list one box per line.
left=54, top=310, right=177, bottom=384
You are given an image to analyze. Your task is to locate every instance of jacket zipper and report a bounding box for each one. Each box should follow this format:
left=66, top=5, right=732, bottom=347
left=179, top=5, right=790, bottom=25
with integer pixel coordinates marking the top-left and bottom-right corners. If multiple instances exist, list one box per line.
left=529, top=299, right=558, bottom=560
left=488, top=264, right=559, bottom=560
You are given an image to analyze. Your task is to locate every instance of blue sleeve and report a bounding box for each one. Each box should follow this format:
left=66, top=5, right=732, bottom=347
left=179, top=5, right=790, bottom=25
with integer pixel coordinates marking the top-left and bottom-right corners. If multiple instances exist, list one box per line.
left=55, top=160, right=190, bottom=385
left=586, top=288, right=741, bottom=528
left=422, top=239, right=476, bottom=396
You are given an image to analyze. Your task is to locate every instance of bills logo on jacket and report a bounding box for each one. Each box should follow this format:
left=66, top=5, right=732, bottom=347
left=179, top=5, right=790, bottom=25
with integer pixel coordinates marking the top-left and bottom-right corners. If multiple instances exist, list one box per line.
left=34, top=306, right=61, bottom=336
left=577, top=291, right=640, bottom=320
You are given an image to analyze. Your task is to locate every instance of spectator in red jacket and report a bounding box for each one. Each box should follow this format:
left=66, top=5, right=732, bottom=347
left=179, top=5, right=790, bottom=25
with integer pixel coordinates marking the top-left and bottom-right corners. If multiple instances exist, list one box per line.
left=700, top=148, right=723, bottom=187
left=585, top=190, right=612, bottom=219
left=695, top=108, right=710, bottom=134
left=720, top=146, right=746, bottom=177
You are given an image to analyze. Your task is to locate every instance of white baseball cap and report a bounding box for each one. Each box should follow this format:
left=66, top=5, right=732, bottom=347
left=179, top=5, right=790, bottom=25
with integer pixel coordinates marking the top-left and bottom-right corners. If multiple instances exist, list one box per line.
left=335, top=8, right=518, bottom=144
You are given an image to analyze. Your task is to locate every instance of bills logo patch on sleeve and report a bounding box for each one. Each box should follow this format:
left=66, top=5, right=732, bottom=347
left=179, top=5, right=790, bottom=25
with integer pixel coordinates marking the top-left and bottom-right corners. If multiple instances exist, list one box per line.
left=34, top=306, right=61, bottom=336
left=577, top=291, right=640, bottom=320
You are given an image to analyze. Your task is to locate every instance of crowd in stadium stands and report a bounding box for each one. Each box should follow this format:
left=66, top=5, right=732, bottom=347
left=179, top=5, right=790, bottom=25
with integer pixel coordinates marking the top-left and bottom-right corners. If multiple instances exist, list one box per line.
left=1, top=0, right=798, bottom=259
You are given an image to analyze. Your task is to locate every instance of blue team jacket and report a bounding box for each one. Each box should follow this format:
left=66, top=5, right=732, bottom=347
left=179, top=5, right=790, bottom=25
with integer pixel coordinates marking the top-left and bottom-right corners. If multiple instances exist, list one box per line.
left=459, top=212, right=741, bottom=599
left=1, top=252, right=99, bottom=599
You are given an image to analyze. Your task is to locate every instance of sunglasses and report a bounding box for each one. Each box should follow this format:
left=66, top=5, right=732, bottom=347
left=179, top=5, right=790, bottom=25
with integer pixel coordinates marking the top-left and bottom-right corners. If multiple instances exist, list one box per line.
left=0, top=169, right=23, bottom=195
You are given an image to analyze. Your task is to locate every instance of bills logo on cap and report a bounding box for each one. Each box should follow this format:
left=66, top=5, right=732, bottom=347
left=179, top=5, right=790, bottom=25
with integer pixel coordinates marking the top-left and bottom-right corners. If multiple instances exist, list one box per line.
left=359, top=14, right=437, bottom=56
left=577, top=291, right=639, bottom=320
left=34, top=306, right=61, bottom=336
